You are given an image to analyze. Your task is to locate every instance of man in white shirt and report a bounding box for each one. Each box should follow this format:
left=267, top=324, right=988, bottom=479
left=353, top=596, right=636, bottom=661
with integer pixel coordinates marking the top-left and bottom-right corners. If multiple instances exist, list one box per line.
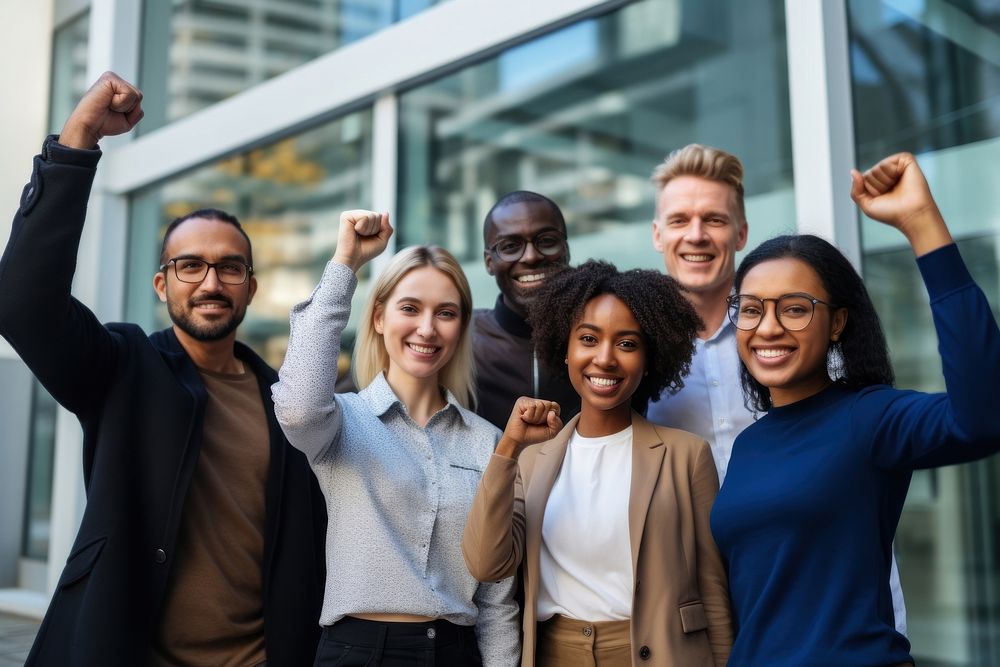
left=644, top=144, right=907, bottom=634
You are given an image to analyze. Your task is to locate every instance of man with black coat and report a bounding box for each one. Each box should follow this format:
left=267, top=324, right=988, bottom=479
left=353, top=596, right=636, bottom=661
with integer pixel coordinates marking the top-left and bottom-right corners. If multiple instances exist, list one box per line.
left=0, top=72, right=326, bottom=666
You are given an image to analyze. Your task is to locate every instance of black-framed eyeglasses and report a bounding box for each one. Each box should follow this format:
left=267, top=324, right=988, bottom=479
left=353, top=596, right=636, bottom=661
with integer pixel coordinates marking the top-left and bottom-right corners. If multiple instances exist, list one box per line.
left=726, top=292, right=838, bottom=332
left=159, top=257, right=253, bottom=285
left=487, top=232, right=567, bottom=262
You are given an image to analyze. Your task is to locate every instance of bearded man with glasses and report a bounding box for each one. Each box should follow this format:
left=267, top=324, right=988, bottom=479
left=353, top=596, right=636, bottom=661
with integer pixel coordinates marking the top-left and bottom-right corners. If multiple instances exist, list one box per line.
left=0, top=73, right=325, bottom=666
left=472, top=191, right=581, bottom=429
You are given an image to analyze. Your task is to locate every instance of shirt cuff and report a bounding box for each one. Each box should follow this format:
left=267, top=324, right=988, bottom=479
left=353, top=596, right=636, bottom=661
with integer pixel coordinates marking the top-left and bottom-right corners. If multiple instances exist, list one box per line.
left=43, top=134, right=102, bottom=168
left=916, top=243, right=974, bottom=301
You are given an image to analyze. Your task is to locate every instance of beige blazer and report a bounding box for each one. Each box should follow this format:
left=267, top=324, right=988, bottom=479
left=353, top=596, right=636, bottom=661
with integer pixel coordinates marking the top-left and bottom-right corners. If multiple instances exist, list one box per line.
left=463, top=413, right=732, bottom=666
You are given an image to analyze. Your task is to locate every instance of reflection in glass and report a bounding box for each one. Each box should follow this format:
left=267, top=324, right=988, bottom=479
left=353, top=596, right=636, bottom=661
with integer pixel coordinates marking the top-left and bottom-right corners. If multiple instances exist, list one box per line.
left=398, top=0, right=794, bottom=308
left=49, top=11, right=89, bottom=135
left=127, top=109, right=373, bottom=373
left=138, top=0, right=446, bottom=131
left=851, top=2, right=1000, bottom=665
left=21, top=382, right=58, bottom=560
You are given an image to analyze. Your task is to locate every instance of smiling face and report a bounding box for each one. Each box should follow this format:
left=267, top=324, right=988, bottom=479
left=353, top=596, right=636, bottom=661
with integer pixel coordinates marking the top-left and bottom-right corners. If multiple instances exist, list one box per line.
left=652, top=175, right=748, bottom=300
left=153, top=217, right=256, bottom=343
left=735, top=257, right=847, bottom=408
left=567, top=293, right=647, bottom=436
left=484, top=200, right=569, bottom=319
left=375, top=265, right=464, bottom=387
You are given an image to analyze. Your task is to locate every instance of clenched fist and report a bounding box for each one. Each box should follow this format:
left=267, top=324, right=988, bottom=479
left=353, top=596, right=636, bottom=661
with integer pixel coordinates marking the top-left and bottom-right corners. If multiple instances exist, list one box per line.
left=495, top=397, right=563, bottom=459
left=333, top=210, right=394, bottom=272
left=59, top=72, right=143, bottom=149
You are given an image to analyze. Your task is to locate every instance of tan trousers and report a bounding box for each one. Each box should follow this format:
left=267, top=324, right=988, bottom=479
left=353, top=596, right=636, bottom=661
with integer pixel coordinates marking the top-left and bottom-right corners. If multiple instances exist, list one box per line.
left=536, top=615, right=631, bottom=667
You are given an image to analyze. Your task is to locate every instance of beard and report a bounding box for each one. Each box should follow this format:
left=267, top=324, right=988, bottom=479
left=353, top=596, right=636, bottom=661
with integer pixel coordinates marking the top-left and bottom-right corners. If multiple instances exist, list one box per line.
left=167, top=293, right=247, bottom=342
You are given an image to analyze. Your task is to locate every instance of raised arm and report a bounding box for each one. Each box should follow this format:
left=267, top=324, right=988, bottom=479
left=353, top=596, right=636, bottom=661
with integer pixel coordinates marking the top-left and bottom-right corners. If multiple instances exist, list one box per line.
left=851, top=153, right=1000, bottom=466
left=272, top=210, right=392, bottom=463
left=0, top=72, right=142, bottom=416
left=462, top=397, right=561, bottom=581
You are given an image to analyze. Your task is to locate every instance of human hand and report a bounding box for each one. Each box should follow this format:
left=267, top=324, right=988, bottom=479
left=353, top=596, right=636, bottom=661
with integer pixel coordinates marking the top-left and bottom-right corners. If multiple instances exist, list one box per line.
left=332, top=210, right=393, bottom=272
left=850, top=152, right=952, bottom=255
left=495, top=398, right=562, bottom=459
left=59, top=72, right=143, bottom=149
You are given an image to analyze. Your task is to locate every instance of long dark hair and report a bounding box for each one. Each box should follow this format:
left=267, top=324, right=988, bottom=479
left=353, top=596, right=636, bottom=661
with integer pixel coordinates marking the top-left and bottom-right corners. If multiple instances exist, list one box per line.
left=734, top=234, right=894, bottom=412
left=528, top=260, right=702, bottom=411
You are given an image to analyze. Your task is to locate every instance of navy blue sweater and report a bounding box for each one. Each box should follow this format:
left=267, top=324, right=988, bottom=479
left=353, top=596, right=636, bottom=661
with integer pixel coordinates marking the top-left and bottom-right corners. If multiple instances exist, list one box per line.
left=711, top=244, right=1000, bottom=666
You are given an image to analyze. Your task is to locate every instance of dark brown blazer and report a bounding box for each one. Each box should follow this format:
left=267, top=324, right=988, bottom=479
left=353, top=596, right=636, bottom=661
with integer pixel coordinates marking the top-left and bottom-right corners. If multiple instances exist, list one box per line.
left=463, top=413, right=732, bottom=666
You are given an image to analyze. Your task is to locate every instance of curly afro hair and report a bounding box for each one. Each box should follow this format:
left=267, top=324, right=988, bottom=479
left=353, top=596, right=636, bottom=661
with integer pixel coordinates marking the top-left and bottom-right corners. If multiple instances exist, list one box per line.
left=528, top=260, right=703, bottom=411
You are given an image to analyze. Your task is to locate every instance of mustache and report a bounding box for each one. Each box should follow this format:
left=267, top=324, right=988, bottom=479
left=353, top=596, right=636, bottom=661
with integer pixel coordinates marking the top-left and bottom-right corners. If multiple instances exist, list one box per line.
left=189, top=294, right=233, bottom=308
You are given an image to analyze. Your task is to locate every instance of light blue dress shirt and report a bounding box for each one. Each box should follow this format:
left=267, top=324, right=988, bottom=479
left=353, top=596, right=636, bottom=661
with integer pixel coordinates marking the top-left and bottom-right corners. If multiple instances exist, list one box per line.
left=272, top=260, right=519, bottom=667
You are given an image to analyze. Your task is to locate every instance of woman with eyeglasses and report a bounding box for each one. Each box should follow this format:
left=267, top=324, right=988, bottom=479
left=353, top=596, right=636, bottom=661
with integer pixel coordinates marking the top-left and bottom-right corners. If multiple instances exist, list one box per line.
left=463, top=260, right=733, bottom=667
left=711, top=153, right=1000, bottom=666
left=272, top=210, right=520, bottom=666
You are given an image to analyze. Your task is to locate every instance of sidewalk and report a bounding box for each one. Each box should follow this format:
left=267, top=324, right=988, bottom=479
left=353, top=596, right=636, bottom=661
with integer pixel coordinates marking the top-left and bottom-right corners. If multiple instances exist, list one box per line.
left=0, top=613, right=39, bottom=666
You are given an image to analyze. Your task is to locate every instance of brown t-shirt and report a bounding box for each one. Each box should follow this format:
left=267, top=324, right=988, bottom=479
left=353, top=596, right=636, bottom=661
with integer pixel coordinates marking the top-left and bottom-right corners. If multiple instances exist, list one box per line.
left=150, top=366, right=270, bottom=667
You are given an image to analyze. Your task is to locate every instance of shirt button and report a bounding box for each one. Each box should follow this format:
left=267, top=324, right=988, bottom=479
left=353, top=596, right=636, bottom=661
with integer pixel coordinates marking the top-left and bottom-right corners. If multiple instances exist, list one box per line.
left=639, top=645, right=651, bottom=660
left=719, top=418, right=726, bottom=425
left=154, top=548, right=167, bottom=564
left=583, top=626, right=593, bottom=637
left=712, top=379, right=720, bottom=386
left=426, top=627, right=436, bottom=639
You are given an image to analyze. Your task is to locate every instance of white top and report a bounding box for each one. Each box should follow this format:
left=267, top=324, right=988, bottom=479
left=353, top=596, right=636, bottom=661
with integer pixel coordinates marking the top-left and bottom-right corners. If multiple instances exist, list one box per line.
left=272, top=260, right=519, bottom=667
left=537, top=426, right=634, bottom=622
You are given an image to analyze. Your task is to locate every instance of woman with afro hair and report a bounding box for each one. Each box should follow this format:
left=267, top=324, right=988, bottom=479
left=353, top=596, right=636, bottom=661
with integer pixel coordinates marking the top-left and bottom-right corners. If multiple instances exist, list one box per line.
left=463, top=260, right=733, bottom=667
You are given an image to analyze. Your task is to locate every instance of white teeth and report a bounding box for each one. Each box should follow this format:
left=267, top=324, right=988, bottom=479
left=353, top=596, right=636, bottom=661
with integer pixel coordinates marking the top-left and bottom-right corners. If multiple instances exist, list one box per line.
left=408, top=343, right=437, bottom=354
left=588, top=376, right=621, bottom=387
left=755, top=348, right=791, bottom=358
left=516, top=273, right=545, bottom=283
left=682, top=254, right=713, bottom=262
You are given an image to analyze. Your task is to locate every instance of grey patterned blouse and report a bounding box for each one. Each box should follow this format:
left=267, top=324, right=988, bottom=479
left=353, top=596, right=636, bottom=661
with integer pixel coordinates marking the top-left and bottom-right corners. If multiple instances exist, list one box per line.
left=272, top=260, right=519, bottom=667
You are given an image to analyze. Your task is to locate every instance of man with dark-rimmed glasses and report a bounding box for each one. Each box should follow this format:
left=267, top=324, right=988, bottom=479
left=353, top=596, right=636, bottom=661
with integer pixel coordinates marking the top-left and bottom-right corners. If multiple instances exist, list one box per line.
left=0, top=72, right=325, bottom=666
left=472, top=190, right=581, bottom=429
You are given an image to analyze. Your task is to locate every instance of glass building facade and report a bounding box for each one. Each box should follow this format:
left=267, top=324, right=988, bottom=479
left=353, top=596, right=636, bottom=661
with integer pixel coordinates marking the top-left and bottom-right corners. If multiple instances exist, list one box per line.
left=0, top=0, right=997, bottom=663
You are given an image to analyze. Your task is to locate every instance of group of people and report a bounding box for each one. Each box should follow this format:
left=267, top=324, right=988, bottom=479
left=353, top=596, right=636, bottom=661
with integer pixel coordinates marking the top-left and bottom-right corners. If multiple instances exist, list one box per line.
left=2, top=72, right=998, bottom=667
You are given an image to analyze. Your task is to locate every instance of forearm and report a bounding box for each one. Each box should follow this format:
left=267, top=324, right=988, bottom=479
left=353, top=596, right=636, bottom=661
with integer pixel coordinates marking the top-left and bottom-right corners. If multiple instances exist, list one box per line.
left=462, top=454, right=525, bottom=582
left=920, top=244, right=1000, bottom=443
left=272, top=260, right=357, bottom=461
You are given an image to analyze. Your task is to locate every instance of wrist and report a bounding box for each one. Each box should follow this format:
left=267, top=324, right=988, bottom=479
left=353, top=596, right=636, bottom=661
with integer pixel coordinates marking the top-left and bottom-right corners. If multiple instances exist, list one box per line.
left=495, top=435, right=523, bottom=459
left=332, top=254, right=360, bottom=272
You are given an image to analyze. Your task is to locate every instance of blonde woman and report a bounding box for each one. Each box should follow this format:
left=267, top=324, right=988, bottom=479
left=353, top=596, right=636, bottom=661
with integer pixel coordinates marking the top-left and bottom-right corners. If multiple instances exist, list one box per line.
left=273, top=210, right=519, bottom=666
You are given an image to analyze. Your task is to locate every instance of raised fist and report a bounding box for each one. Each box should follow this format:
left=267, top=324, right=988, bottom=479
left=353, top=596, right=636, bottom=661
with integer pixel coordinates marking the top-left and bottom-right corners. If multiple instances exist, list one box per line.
left=59, top=72, right=143, bottom=149
left=333, top=210, right=393, bottom=272
left=496, top=397, right=562, bottom=459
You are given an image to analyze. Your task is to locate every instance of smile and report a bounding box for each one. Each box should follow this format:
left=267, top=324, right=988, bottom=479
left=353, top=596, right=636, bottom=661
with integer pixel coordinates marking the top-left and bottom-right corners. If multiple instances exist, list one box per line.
left=515, top=273, right=547, bottom=284
left=681, top=254, right=714, bottom=262
left=753, top=348, right=793, bottom=359
left=586, top=375, right=623, bottom=391
left=407, top=342, right=439, bottom=355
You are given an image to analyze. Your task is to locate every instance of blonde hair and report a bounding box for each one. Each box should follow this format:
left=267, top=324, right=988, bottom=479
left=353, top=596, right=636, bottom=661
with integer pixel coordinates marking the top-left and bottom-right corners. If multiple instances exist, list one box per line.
left=651, top=144, right=746, bottom=220
left=353, top=245, right=476, bottom=409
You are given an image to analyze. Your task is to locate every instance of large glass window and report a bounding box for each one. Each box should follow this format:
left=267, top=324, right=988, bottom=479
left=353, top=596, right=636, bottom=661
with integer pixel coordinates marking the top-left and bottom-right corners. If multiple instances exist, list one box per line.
left=398, top=0, right=794, bottom=308
left=48, top=10, right=89, bottom=134
left=850, top=2, right=1000, bottom=665
left=21, top=382, right=58, bottom=560
left=138, top=0, right=446, bottom=132
left=127, top=108, right=373, bottom=372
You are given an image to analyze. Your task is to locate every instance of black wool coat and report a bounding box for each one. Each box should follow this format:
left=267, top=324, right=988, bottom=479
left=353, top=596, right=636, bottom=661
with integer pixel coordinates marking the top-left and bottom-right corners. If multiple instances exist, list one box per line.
left=0, top=137, right=326, bottom=666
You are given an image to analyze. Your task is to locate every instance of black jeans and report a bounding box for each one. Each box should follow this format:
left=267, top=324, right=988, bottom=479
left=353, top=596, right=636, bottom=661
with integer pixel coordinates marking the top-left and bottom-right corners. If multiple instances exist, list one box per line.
left=314, top=617, right=484, bottom=667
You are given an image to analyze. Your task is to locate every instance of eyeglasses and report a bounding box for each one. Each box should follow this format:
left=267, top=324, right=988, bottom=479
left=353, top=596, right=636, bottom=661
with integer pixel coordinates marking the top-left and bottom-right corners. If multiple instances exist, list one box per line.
left=488, top=232, right=567, bottom=262
left=726, top=292, right=838, bottom=332
left=160, top=257, right=253, bottom=285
